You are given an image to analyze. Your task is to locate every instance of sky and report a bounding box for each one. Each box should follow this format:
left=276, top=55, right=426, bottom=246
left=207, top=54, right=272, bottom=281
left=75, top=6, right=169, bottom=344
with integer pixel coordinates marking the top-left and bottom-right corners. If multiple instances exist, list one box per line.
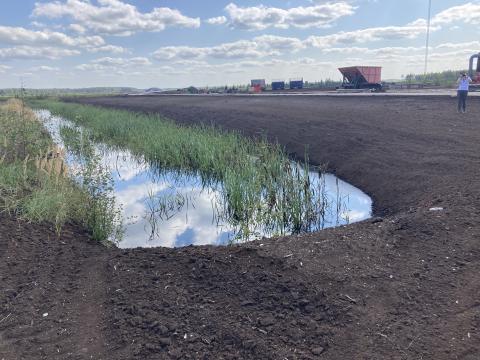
left=0, top=0, right=479, bottom=89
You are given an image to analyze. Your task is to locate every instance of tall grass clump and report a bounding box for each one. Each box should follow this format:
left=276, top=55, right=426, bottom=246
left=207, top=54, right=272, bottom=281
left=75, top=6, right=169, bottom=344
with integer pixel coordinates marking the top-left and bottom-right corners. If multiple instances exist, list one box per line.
left=58, top=125, right=122, bottom=241
left=31, top=99, right=328, bottom=240
left=0, top=98, right=121, bottom=244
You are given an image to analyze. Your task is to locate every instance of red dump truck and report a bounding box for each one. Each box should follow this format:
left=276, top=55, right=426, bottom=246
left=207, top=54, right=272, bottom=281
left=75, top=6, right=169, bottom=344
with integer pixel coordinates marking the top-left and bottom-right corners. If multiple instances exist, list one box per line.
left=338, top=66, right=382, bottom=91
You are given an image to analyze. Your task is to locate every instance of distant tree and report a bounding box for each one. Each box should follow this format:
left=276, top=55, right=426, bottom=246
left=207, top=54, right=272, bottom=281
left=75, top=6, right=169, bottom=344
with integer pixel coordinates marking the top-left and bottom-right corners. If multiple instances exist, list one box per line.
left=303, top=78, right=342, bottom=89
left=401, top=70, right=467, bottom=87
left=0, top=87, right=141, bottom=97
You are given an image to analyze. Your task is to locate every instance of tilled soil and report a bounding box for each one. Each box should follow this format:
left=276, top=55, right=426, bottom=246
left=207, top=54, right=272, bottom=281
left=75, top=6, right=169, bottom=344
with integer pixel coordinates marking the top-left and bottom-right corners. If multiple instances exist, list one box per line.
left=1, top=94, right=480, bottom=359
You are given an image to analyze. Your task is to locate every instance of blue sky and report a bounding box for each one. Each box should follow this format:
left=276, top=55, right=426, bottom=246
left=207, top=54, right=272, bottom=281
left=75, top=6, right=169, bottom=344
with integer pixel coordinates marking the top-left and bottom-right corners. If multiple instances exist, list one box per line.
left=0, top=0, right=479, bottom=88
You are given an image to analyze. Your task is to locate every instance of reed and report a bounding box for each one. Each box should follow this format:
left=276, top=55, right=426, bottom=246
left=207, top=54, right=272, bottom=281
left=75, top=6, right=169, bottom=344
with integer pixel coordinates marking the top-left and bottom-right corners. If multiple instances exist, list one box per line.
left=31, top=99, right=331, bottom=241
left=0, top=99, right=120, bottom=244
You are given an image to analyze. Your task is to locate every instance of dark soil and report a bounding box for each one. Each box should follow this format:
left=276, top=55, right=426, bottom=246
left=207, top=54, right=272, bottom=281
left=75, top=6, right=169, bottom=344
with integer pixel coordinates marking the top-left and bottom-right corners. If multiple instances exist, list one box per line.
left=2, top=94, right=480, bottom=359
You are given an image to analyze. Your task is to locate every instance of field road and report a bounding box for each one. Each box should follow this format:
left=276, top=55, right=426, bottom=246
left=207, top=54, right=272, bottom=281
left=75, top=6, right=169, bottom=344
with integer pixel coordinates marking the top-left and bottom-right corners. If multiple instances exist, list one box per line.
left=133, top=88, right=480, bottom=97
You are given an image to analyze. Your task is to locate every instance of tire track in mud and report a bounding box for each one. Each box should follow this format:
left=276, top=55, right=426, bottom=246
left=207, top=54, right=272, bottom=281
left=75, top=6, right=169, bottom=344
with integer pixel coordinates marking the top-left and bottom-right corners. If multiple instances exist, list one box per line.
left=0, top=216, right=108, bottom=359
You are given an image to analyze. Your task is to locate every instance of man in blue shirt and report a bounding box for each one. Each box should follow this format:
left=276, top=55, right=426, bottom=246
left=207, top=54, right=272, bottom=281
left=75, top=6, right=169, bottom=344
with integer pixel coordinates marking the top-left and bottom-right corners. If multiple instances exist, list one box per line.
left=457, top=73, right=472, bottom=113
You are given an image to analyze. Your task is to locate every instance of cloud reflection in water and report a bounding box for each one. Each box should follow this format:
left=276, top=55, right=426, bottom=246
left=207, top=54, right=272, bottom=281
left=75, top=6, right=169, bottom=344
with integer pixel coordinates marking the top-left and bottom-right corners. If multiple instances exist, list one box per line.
left=39, top=110, right=372, bottom=249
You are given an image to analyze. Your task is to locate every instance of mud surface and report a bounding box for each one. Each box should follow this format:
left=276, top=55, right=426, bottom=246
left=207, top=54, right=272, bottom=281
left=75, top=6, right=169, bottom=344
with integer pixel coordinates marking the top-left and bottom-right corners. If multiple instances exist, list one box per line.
left=2, top=94, right=480, bottom=359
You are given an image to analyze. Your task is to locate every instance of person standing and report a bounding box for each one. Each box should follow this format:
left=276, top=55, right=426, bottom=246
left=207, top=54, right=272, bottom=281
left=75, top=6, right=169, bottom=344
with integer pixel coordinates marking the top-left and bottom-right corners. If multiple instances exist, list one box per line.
left=457, top=72, right=472, bottom=113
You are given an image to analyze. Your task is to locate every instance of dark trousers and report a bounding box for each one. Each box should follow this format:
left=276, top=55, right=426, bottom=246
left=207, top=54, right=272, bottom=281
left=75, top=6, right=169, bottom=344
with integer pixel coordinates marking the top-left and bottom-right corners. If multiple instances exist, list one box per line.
left=457, top=90, right=468, bottom=112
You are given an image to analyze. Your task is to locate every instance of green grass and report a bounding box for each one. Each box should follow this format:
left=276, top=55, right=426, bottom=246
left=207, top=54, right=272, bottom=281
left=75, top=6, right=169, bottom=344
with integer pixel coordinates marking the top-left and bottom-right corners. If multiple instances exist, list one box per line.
left=31, top=99, right=326, bottom=240
left=0, top=99, right=120, bottom=244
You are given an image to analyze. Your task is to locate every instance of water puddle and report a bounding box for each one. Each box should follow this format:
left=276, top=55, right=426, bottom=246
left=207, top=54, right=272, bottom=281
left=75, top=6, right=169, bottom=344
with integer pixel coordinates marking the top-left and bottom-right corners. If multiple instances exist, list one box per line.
left=37, top=110, right=372, bottom=248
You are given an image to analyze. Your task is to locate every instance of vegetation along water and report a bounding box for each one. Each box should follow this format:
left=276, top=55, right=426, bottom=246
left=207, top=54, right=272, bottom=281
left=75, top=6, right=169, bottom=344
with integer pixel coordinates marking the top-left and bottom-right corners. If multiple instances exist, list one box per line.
left=30, top=99, right=370, bottom=244
left=0, top=99, right=121, bottom=244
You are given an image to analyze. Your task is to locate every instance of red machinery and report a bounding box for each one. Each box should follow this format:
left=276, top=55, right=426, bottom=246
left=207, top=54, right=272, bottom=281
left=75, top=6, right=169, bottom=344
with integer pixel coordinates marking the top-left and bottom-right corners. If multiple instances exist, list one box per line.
left=469, top=53, right=480, bottom=90
left=338, top=66, right=382, bottom=90
left=250, top=79, right=266, bottom=93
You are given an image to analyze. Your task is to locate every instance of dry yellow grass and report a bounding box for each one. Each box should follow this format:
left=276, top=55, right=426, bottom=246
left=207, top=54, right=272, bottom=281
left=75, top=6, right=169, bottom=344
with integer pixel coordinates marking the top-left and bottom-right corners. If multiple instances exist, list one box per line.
left=35, top=146, right=67, bottom=181
left=2, top=98, right=37, bottom=122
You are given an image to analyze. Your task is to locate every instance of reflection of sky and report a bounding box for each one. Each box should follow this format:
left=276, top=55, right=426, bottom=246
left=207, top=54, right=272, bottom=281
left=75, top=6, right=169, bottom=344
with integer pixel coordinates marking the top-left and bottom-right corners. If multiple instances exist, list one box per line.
left=316, top=173, right=372, bottom=227
left=38, top=110, right=372, bottom=249
left=115, top=173, right=234, bottom=248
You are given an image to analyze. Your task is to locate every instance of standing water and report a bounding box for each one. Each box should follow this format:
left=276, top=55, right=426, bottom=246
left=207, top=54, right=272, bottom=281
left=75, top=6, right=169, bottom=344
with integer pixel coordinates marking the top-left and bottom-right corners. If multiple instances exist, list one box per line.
left=38, top=110, right=372, bottom=248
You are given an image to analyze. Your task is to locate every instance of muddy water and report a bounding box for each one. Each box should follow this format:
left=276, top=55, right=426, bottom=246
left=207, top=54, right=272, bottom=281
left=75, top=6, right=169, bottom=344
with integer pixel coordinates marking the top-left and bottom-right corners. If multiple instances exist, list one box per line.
left=38, top=110, right=372, bottom=248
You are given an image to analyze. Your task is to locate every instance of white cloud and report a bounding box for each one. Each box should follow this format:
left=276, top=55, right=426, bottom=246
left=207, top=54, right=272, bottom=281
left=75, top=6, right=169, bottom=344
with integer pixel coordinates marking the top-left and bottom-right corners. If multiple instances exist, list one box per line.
left=0, top=25, right=104, bottom=48
left=76, top=56, right=151, bottom=72
left=92, top=56, right=151, bottom=66
left=152, top=43, right=268, bottom=61
left=87, top=45, right=129, bottom=54
left=165, top=57, right=335, bottom=78
left=322, top=45, right=424, bottom=56
left=224, top=2, right=355, bottom=30
left=147, top=37, right=480, bottom=83
left=153, top=46, right=208, bottom=61
left=322, top=41, right=480, bottom=59
left=153, top=35, right=306, bottom=61
left=152, top=22, right=425, bottom=61
left=12, top=72, right=34, bottom=77
left=75, top=63, right=107, bottom=71
left=33, top=0, right=201, bottom=36
left=30, top=65, right=60, bottom=72
left=153, top=15, right=440, bottom=63
left=324, top=41, right=480, bottom=71
left=172, top=59, right=209, bottom=66
left=30, top=21, right=47, bottom=28
left=151, top=2, right=474, bottom=66
left=435, top=41, right=480, bottom=50
left=0, top=25, right=128, bottom=60
left=405, top=3, right=480, bottom=30
left=0, top=65, right=11, bottom=73
left=209, top=39, right=280, bottom=59
left=306, top=23, right=428, bottom=49
left=431, top=2, right=480, bottom=26
left=0, top=46, right=80, bottom=60
left=255, top=35, right=306, bottom=51
left=69, top=23, right=86, bottom=34
left=206, top=16, right=227, bottom=25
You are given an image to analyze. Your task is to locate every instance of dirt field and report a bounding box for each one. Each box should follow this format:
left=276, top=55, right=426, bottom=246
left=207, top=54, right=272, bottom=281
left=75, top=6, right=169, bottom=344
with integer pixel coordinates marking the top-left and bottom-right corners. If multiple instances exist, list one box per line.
left=2, top=94, right=480, bottom=359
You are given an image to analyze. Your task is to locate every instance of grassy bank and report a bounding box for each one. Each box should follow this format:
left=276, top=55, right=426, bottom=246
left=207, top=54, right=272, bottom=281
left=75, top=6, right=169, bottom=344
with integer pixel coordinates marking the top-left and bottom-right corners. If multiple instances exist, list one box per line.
left=0, top=99, right=120, bottom=244
left=31, top=99, right=326, bottom=239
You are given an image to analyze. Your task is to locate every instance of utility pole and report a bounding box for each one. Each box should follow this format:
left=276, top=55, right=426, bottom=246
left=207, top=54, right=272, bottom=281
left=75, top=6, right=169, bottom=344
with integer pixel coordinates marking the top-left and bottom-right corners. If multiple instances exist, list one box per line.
left=424, top=0, right=432, bottom=83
